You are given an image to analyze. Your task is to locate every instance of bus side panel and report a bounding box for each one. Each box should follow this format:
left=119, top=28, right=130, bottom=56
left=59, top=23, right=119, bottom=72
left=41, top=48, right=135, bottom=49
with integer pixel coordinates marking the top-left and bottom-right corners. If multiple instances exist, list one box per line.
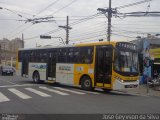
left=17, top=62, right=22, bottom=76
left=29, top=63, right=47, bottom=80
left=73, top=64, right=94, bottom=86
left=56, top=63, right=74, bottom=85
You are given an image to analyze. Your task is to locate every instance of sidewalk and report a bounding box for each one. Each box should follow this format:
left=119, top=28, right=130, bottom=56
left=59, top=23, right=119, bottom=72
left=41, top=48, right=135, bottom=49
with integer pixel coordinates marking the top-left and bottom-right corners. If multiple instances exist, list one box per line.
left=121, top=85, right=160, bottom=97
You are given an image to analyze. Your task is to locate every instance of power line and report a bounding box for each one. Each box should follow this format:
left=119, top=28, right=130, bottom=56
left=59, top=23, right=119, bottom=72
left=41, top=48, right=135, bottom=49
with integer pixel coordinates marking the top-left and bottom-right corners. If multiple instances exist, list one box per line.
left=112, top=19, right=160, bottom=22
left=70, top=35, right=106, bottom=44
left=0, top=6, right=29, bottom=19
left=0, top=2, right=35, bottom=16
left=45, top=13, right=101, bottom=34
left=112, top=33, right=136, bottom=38
left=51, top=0, right=78, bottom=15
left=5, top=23, right=26, bottom=37
left=70, top=29, right=106, bottom=38
left=70, top=33, right=106, bottom=42
left=112, top=23, right=160, bottom=26
left=24, top=13, right=102, bottom=41
left=51, top=22, right=106, bottom=40
left=9, top=24, right=34, bottom=39
left=24, top=35, right=40, bottom=41
left=70, top=22, right=106, bottom=34
left=70, top=30, right=106, bottom=39
left=70, top=13, right=102, bottom=26
left=0, top=18, right=18, bottom=21
left=112, top=25, right=159, bottom=35
left=35, top=0, right=61, bottom=17
left=115, top=0, right=152, bottom=9
left=113, top=26, right=160, bottom=29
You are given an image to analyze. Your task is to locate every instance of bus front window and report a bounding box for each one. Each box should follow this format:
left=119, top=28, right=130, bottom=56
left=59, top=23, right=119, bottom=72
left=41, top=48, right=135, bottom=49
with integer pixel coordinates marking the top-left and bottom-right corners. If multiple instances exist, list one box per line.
left=114, top=49, right=138, bottom=73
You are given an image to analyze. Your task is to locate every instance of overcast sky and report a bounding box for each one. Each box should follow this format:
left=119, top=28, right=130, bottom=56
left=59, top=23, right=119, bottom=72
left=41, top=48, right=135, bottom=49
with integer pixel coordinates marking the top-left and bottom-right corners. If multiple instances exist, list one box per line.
left=0, top=0, right=160, bottom=48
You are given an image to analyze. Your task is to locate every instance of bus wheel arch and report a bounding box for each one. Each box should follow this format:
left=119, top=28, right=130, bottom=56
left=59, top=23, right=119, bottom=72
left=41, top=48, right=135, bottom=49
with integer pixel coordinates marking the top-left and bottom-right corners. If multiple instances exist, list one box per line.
left=80, top=75, right=93, bottom=91
left=32, top=71, right=41, bottom=84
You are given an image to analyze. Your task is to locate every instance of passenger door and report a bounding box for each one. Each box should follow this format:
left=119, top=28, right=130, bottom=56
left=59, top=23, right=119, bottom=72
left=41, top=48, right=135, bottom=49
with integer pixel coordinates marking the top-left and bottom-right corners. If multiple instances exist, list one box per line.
left=95, top=45, right=113, bottom=86
left=48, top=51, right=56, bottom=79
left=22, top=53, right=29, bottom=76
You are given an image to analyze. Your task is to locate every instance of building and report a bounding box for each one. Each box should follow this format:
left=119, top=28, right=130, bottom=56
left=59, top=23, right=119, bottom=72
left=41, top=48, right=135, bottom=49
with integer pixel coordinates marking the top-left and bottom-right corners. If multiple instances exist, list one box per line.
left=0, top=38, right=24, bottom=66
left=131, top=34, right=160, bottom=83
left=0, top=38, right=11, bottom=51
left=11, top=38, right=24, bottom=52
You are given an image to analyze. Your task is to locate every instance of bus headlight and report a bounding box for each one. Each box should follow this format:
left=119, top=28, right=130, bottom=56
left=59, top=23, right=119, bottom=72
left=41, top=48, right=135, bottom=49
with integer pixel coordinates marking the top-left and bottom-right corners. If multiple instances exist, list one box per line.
left=117, top=77, right=124, bottom=83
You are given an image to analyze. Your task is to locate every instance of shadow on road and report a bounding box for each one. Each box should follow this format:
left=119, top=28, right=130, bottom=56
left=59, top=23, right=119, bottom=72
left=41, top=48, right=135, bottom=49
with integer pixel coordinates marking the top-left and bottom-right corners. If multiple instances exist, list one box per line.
left=45, top=83, right=138, bottom=97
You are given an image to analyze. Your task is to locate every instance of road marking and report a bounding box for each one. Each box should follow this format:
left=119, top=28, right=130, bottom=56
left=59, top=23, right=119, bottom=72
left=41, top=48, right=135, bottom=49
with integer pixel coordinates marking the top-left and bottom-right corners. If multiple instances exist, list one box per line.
left=0, top=92, right=10, bottom=102
left=75, top=89, right=100, bottom=95
left=39, top=87, right=69, bottom=96
left=0, top=78, right=17, bottom=85
left=0, top=84, right=35, bottom=88
left=25, top=88, right=51, bottom=97
left=8, top=88, right=32, bottom=99
left=54, top=87, right=86, bottom=95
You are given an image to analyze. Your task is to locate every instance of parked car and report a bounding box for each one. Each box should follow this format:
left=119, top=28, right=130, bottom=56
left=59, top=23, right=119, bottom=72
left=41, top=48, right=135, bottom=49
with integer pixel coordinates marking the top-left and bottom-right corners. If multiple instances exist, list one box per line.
left=0, top=65, right=14, bottom=76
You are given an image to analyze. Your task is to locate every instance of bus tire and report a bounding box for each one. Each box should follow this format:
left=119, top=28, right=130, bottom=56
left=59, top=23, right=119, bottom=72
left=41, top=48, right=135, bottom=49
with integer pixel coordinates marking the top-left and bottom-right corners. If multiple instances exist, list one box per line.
left=33, top=71, right=41, bottom=84
left=81, top=76, right=93, bottom=91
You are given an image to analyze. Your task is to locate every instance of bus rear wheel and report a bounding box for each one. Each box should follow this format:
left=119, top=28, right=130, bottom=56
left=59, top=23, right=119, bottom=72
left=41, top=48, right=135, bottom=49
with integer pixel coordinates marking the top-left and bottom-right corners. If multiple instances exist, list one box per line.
left=33, top=72, right=41, bottom=84
left=81, top=76, right=93, bottom=91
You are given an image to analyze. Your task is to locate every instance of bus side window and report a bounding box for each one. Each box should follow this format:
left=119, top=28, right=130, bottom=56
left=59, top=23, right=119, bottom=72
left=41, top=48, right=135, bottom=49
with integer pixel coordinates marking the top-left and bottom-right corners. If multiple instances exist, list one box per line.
left=79, top=47, right=93, bottom=64
left=30, top=51, right=34, bottom=62
left=67, top=48, right=74, bottom=63
left=74, top=47, right=80, bottom=63
left=57, top=48, right=67, bottom=63
left=35, top=51, right=40, bottom=62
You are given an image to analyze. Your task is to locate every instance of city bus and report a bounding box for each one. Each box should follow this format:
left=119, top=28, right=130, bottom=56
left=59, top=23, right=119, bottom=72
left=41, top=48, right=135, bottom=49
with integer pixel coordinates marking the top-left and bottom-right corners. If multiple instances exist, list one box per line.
left=16, top=41, right=139, bottom=91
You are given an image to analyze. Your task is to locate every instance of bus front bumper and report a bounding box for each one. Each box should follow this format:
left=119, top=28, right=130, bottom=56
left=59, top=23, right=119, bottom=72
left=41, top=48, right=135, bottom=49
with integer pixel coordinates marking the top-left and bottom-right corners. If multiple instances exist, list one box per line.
left=113, top=79, right=139, bottom=90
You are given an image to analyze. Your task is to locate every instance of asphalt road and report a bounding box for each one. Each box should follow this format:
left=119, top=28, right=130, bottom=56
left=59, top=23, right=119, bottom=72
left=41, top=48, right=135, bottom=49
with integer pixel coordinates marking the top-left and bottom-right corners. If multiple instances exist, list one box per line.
left=0, top=75, right=160, bottom=114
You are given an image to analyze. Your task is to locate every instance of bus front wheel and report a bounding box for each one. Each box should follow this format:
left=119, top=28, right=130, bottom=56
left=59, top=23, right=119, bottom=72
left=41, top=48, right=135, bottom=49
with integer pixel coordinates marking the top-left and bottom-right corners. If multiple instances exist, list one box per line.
left=33, top=72, right=41, bottom=84
left=81, top=76, right=93, bottom=91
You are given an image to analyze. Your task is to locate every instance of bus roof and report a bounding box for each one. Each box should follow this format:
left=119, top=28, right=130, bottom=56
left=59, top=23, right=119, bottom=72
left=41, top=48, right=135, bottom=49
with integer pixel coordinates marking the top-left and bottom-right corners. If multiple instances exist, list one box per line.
left=18, top=41, right=122, bottom=51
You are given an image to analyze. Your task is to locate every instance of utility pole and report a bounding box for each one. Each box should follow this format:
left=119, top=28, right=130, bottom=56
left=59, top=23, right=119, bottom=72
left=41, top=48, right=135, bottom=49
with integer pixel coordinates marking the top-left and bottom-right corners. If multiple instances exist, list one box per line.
left=66, top=16, right=69, bottom=45
left=22, top=33, right=24, bottom=48
left=0, top=44, right=1, bottom=64
left=59, top=16, right=72, bottom=45
left=4, top=44, right=6, bottom=65
left=108, top=0, right=112, bottom=42
left=97, top=0, right=116, bottom=42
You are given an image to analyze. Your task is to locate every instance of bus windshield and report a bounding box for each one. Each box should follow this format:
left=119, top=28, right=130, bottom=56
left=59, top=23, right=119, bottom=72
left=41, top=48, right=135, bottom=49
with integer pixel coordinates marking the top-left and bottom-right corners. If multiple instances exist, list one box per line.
left=114, top=49, right=138, bottom=73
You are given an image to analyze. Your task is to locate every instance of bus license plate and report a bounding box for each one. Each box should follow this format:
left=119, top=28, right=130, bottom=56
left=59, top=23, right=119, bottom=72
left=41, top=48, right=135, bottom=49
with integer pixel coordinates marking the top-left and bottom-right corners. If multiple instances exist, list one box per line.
left=125, top=84, right=137, bottom=88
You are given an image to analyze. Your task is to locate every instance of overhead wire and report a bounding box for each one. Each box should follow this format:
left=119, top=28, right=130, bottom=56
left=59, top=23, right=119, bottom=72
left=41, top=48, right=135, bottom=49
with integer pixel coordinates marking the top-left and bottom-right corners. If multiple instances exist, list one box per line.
left=70, top=33, right=106, bottom=42
left=24, top=0, right=81, bottom=40
left=112, top=33, right=136, bottom=38
left=22, top=0, right=155, bottom=43
left=4, top=23, right=26, bottom=37
left=70, top=29, right=106, bottom=40
left=36, top=13, right=102, bottom=37
left=50, top=0, right=78, bottom=15
left=34, top=0, right=61, bottom=17
left=0, top=18, right=18, bottom=21
left=115, top=0, right=152, bottom=9
left=9, top=24, right=34, bottom=39
left=70, top=22, right=106, bottom=34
